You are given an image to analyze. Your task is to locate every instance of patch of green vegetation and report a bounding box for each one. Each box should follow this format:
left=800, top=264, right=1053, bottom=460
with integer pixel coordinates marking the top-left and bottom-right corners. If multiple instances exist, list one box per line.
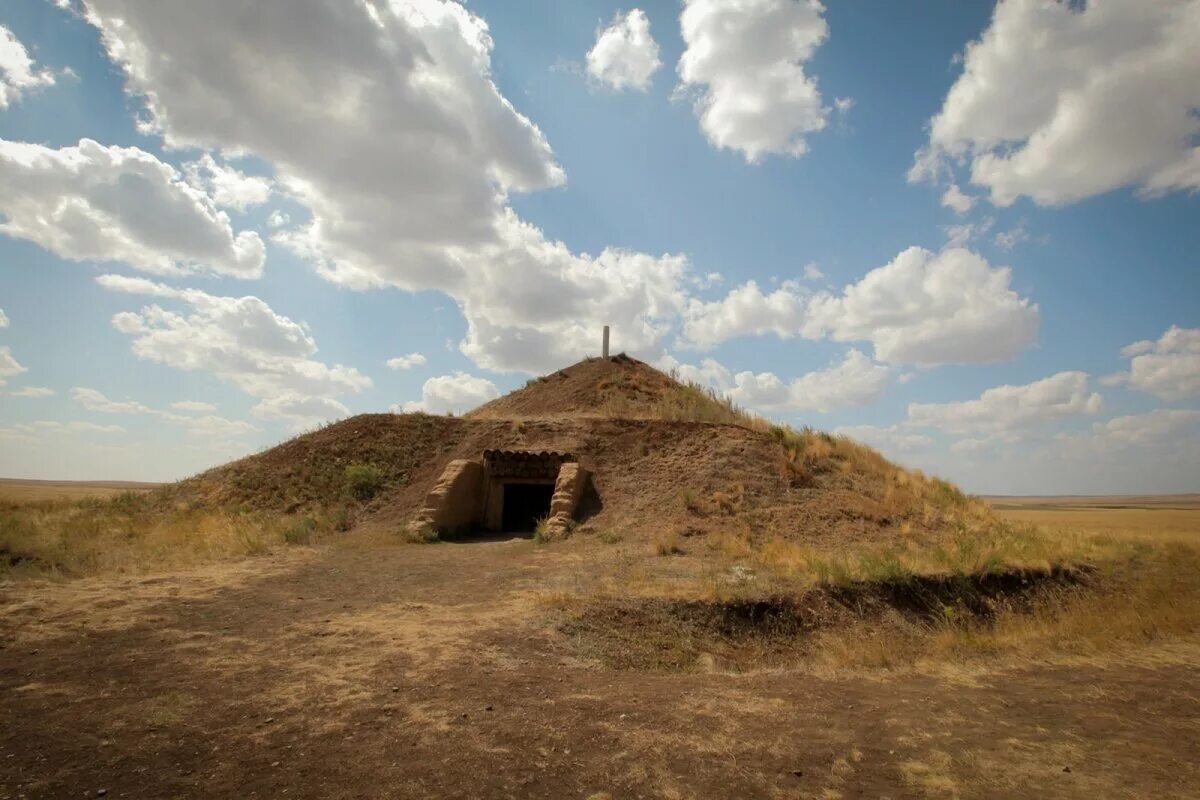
left=344, top=463, right=385, bottom=502
left=283, top=516, right=318, bottom=545
left=405, top=525, right=440, bottom=544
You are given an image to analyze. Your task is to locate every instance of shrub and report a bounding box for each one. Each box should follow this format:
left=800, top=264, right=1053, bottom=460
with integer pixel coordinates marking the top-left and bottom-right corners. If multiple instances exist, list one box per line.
left=283, top=516, right=318, bottom=545
left=405, top=525, right=440, bottom=544
left=533, top=515, right=551, bottom=544
left=344, top=464, right=385, bottom=501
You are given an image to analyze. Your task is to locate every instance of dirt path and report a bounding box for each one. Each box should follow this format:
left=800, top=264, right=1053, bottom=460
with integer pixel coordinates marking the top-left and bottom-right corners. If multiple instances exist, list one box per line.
left=2, top=540, right=1199, bottom=799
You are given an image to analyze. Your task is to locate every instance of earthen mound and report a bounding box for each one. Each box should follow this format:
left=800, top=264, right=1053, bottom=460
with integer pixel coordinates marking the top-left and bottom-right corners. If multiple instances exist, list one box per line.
left=173, top=356, right=993, bottom=547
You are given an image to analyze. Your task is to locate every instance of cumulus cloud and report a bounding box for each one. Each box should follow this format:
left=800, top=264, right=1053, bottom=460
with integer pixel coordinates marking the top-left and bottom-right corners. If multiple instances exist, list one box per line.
left=806, top=247, right=1038, bottom=366
left=1084, top=408, right=1200, bottom=449
left=0, top=25, right=56, bottom=109
left=96, top=274, right=371, bottom=403
left=682, top=280, right=808, bottom=349
left=80, top=0, right=700, bottom=374
left=684, top=247, right=1038, bottom=366
left=71, top=386, right=153, bottom=414
left=677, top=0, right=830, bottom=162
left=908, top=371, right=1103, bottom=436
left=0, top=346, right=28, bottom=385
left=386, top=353, right=427, bottom=370
left=586, top=9, right=661, bottom=91
left=183, top=154, right=272, bottom=212
left=912, top=0, right=1200, bottom=205
left=834, top=424, right=932, bottom=456
left=0, top=139, right=265, bottom=277
left=250, top=394, right=349, bottom=431
left=1108, top=325, right=1200, bottom=401
left=8, top=386, right=55, bottom=398
left=0, top=308, right=8, bottom=328
left=730, top=349, right=888, bottom=413
left=71, top=386, right=258, bottom=438
left=940, top=184, right=975, bottom=215
left=170, top=400, right=217, bottom=413
left=398, top=372, right=499, bottom=414
left=666, top=349, right=887, bottom=414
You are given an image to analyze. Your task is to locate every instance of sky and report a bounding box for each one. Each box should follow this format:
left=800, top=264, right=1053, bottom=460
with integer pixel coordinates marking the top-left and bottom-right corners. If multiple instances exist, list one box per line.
left=0, top=0, right=1197, bottom=494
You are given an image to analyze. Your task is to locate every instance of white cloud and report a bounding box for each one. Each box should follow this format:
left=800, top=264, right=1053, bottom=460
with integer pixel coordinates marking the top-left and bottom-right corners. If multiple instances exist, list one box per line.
left=835, top=424, right=932, bottom=456
left=1084, top=408, right=1200, bottom=449
left=677, top=0, right=830, bottom=162
left=0, top=345, right=27, bottom=385
left=183, top=154, right=271, bottom=212
left=71, top=386, right=153, bottom=414
left=398, top=371, right=499, bottom=414
left=806, top=246, right=1038, bottom=366
left=170, top=400, right=217, bottom=413
left=71, top=385, right=257, bottom=438
left=682, top=280, right=807, bottom=349
left=940, top=184, right=975, bottom=215
left=908, top=371, right=1103, bottom=436
left=942, top=217, right=993, bottom=249
left=0, top=25, right=56, bottom=109
left=802, top=262, right=824, bottom=281
left=993, top=223, right=1029, bottom=251
left=386, top=352, right=427, bottom=370
left=667, top=350, right=887, bottom=414
left=729, top=349, right=888, bottom=413
left=681, top=246, right=1037, bottom=366
left=0, top=139, right=265, bottom=277
left=1109, top=326, right=1200, bottom=401
left=0, top=420, right=125, bottom=438
left=267, top=210, right=290, bottom=229
left=96, top=274, right=371, bottom=402
left=0, top=308, right=8, bottom=328
left=586, top=9, right=661, bottom=92
left=913, top=0, right=1200, bottom=205
left=81, top=0, right=696, bottom=374
left=7, top=386, right=55, bottom=398
left=665, top=356, right=733, bottom=392
left=250, top=394, right=349, bottom=431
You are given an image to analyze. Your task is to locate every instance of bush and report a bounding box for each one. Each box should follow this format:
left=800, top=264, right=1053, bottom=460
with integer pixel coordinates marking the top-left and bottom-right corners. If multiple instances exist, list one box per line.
left=405, top=525, right=440, bottom=544
left=283, top=516, right=318, bottom=545
left=344, top=464, right=385, bottom=501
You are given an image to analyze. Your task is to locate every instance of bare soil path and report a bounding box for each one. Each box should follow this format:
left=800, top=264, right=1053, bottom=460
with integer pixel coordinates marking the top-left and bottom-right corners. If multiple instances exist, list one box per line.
left=2, top=540, right=1199, bottom=799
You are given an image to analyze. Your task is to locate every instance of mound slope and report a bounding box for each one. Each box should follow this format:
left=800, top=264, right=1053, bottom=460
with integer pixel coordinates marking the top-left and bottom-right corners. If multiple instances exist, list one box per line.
left=175, top=356, right=991, bottom=547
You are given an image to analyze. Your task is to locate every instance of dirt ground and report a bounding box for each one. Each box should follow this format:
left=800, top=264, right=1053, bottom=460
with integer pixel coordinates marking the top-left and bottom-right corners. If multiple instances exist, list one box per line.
left=3, top=537, right=1199, bottom=800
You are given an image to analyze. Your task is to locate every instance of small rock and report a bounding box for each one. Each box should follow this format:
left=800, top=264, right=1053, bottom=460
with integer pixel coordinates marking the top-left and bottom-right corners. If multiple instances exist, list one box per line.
left=96, top=791, right=107, bottom=798
left=485, top=705, right=493, bottom=711
left=391, top=686, right=400, bottom=693
left=1063, top=766, right=1072, bottom=773
left=791, top=770, right=803, bottom=778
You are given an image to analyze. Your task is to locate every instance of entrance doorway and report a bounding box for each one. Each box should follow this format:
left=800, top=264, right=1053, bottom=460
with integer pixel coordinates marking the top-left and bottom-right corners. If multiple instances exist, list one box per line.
left=501, top=482, right=555, bottom=532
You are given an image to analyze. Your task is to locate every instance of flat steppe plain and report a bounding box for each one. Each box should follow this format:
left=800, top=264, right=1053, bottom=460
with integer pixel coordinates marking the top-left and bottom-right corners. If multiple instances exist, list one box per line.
left=1, top=489, right=1198, bottom=798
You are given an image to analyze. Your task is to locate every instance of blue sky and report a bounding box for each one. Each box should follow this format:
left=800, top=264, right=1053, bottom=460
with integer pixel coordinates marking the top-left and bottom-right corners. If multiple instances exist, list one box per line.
left=0, top=0, right=1197, bottom=493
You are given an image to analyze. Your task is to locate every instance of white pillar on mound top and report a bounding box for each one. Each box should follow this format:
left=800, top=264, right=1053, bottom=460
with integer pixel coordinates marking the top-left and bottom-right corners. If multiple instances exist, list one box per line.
left=602, top=325, right=610, bottom=358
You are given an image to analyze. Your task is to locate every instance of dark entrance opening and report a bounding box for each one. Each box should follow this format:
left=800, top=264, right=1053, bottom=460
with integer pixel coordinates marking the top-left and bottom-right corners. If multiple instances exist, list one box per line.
left=501, top=482, right=555, bottom=533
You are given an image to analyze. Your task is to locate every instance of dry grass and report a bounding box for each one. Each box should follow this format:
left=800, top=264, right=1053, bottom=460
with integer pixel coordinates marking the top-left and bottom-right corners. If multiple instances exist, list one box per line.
left=0, top=492, right=334, bottom=580
left=556, top=506, right=1200, bottom=673
left=0, top=479, right=159, bottom=503
left=993, top=505, right=1200, bottom=543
